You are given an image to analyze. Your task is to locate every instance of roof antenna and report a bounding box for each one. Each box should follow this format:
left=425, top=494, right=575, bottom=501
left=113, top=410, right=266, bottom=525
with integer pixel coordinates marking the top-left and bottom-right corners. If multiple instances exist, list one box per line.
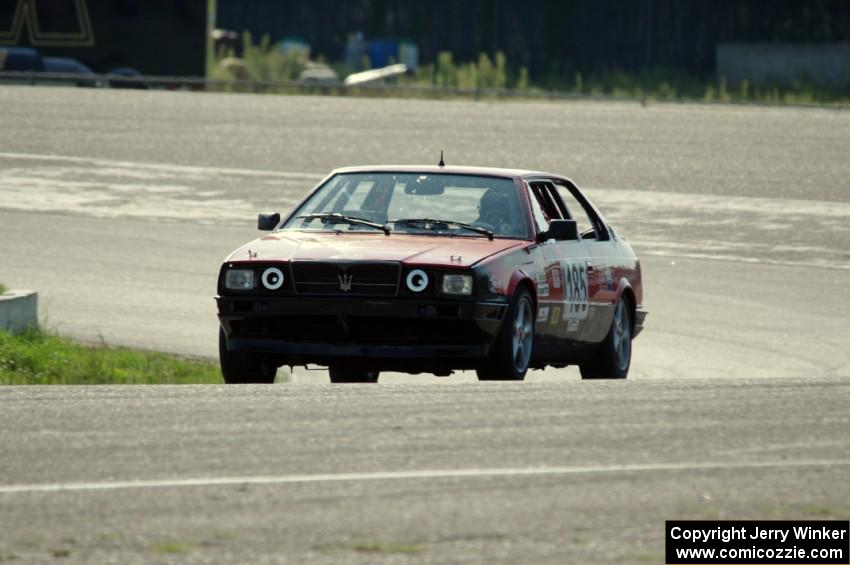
left=438, top=150, right=445, bottom=168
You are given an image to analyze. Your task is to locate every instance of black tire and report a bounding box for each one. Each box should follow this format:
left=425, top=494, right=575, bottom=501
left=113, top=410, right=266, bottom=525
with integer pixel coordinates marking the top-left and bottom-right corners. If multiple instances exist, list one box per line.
left=328, top=366, right=379, bottom=383
left=476, top=288, right=534, bottom=381
left=219, top=327, right=277, bottom=384
left=580, top=296, right=632, bottom=380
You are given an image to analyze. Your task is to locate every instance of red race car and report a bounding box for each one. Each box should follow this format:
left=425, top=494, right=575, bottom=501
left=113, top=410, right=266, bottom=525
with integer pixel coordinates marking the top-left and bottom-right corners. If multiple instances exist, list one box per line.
left=216, top=165, right=646, bottom=383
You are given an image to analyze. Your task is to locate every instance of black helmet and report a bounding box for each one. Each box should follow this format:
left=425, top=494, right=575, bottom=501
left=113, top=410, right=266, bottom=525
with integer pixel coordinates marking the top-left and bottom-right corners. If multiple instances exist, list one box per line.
left=478, top=187, right=514, bottom=228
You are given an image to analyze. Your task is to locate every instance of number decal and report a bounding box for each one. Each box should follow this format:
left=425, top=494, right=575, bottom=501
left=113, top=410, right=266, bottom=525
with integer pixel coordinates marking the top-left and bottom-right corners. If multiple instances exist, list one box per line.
left=561, top=261, right=588, bottom=320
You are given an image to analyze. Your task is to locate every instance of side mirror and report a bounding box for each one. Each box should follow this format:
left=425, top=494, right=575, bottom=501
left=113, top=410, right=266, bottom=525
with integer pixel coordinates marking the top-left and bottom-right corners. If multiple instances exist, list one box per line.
left=258, top=213, right=280, bottom=231
left=537, top=219, right=578, bottom=242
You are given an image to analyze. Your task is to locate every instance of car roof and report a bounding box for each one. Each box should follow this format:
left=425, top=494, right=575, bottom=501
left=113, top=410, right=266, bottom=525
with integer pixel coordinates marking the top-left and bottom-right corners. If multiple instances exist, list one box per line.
left=332, top=164, right=558, bottom=179
left=43, top=57, right=94, bottom=74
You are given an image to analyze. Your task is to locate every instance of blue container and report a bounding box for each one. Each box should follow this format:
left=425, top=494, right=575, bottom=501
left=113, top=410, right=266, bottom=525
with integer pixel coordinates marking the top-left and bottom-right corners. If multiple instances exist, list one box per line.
left=368, top=39, right=399, bottom=68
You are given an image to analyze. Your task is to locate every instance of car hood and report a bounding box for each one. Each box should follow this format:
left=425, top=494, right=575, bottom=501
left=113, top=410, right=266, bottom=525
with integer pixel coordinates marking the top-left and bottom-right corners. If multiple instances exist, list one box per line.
left=225, top=231, right=526, bottom=268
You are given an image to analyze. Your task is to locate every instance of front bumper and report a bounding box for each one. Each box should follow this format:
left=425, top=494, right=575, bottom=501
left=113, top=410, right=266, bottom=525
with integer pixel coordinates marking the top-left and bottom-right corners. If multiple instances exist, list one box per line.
left=217, top=295, right=508, bottom=362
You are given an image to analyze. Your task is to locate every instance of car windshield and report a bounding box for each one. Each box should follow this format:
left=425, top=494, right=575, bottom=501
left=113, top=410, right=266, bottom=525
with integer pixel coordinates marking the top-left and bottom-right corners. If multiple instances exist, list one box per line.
left=283, top=172, right=528, bottom=238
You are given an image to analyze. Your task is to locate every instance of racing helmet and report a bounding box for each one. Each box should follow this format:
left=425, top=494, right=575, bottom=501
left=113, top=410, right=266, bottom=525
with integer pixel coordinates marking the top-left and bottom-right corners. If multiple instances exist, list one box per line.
left=477, top=187, right=515, bottom=232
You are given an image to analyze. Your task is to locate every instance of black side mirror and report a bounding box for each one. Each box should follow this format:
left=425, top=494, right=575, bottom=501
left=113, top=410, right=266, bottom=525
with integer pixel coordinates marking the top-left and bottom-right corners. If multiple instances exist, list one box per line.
left=258, top=213, right=280, bottom=231
left=537, top=219, right=578, bottom=242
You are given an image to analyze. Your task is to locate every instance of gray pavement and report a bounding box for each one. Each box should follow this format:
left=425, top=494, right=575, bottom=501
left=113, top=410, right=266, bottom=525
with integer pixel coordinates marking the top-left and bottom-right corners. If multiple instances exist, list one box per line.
left=2, top=86, right=849, bottom=202
left=1, top=380, right=849, bottom=564
left=0, top=86, right=849, bottom=563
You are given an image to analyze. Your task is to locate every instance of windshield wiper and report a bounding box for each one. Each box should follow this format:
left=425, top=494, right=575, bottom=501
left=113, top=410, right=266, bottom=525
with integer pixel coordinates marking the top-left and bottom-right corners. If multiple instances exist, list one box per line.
left=297, top=213, right=390, bottom=235
left=388, top=218, right=494, bottom=240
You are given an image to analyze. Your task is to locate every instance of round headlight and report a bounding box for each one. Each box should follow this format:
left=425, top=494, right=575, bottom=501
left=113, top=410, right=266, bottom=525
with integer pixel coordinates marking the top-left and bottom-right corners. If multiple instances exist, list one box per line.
left=406, top=269, right=429, bottom=293
left=261, top=267, right=285, bottom=290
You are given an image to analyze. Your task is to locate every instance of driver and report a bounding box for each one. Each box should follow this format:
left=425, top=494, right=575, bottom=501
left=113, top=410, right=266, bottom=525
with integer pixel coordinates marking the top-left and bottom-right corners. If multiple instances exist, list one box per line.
left=475, top=187, right=516, bottom=235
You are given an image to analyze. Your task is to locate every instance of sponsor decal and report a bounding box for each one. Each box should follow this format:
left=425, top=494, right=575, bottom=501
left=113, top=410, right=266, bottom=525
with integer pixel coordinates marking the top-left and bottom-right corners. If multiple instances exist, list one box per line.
left=549, top=306, right=561, bottom=326
left=537, top=282, right=550, bottom=298
left=602, top=266, right=614, bottom=291
left=551, top=266, right=562, bottom=289
left=566, top=319, right=580, bottom=332
left=536, top=306, right=549, bottom=322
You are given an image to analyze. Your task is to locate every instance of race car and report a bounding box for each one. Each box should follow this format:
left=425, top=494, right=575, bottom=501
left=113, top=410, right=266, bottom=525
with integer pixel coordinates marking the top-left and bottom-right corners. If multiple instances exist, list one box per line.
left=216, top=165, right=646, bottom=383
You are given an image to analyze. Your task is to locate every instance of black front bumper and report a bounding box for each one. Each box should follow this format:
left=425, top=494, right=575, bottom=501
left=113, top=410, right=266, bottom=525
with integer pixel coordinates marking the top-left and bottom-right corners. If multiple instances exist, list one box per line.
left=217, top=295, right=507, bottom=365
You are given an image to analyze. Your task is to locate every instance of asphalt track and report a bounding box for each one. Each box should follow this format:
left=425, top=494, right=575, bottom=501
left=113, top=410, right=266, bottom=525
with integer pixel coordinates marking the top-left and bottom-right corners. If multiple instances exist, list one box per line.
left=1, top=86, right=849, bottom=563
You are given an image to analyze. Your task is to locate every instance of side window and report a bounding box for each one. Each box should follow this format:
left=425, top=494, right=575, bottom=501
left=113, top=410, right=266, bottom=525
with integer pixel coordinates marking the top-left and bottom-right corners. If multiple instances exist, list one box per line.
left=528, top=189, right=551, bottom=231
left=531, top=183, right=562, bottom=220
left=554, top=182, right=601, bottom=240
left=527, top=183, right=559, bottom=231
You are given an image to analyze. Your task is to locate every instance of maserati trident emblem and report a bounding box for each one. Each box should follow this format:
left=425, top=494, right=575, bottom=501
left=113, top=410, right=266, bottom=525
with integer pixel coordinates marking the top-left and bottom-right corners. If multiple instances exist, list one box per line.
left=338, top=273, right=353, bottom=292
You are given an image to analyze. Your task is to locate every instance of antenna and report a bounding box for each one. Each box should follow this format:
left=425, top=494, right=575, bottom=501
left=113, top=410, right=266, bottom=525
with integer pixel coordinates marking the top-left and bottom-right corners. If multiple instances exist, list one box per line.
left=438, top=150, right=445, bottom=167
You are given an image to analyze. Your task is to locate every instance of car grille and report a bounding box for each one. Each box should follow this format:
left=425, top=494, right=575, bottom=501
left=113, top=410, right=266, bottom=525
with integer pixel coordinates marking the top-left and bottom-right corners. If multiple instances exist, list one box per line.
left=291, top=261, right=400, bottom=296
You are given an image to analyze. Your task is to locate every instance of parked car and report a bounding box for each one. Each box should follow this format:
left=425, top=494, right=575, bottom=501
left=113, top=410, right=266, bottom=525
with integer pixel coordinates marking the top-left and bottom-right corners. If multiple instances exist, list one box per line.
left=43, top=56, right=99, bottom=87
left=0, top=47, right=44, bottom=71
left=106, top=67, right=149, bottom=89
left=216, top=165, right=646, bottom=383
left=0, top=47, right=97, bottom=87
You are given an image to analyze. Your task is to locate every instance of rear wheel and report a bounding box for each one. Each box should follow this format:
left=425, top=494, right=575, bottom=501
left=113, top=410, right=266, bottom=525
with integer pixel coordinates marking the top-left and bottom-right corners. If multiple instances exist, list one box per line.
left=219, top=327, right=277, bottom=384
left=580, top=296, right=632, bottom=380
left=328, top=366, right=379, bottom=383
left=476, top=288, right=534, bottom=381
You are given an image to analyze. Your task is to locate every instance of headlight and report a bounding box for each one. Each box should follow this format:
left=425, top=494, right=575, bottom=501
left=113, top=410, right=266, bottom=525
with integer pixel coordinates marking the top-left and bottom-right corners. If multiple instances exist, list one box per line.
left=442, top=274, right=473, bottom=295
left=225, top=269, right=254, bottom=290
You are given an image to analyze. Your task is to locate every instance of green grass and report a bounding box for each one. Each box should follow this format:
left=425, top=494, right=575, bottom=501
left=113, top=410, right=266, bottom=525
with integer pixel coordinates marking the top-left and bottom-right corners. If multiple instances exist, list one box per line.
left=351, top=540, right=424, bottom=555
left=314, top=540, right=426, bottom=556
left=151, top=540, right=200, bottom=554
left=540, top=67, right=850, bottom=106
left=207, top=38, right=850, bottom=107
left=0, top=328, right=221, bottom=385
left=0, top=283, right=8, bottom=295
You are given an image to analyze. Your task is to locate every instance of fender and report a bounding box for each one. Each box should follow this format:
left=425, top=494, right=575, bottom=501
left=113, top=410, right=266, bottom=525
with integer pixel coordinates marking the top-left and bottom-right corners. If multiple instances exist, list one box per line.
left=507, top=270, right=537, bottom=304
left=614, top=276, right=638, bottom=333
left=614, top=277, right=635, bottom=305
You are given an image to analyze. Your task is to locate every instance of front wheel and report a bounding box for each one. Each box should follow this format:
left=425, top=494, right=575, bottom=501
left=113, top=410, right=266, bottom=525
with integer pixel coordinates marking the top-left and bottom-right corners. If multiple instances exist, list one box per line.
left=328, top=366, right=379, bottom=383
left=219, top=327, right=277, bottom=384
left=476, top=288, right=534, bottom=381
left=580, top=296, right=632, bottom=380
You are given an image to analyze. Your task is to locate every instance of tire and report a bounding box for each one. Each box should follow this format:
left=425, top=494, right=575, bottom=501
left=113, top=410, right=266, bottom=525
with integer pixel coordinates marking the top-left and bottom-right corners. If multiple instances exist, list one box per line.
left=580, top=296, right=632, bottom=380
left=476, top=288, right=534, bottom=381
left=218, top=327, right=277, bottom=384
left=328, top=366, right=379, bottom=383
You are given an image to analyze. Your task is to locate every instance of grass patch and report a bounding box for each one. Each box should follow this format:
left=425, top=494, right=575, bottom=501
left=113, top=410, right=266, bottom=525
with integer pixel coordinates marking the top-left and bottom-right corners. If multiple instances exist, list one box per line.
left=351, top=540, right=425, bottom=555
left=151, top=540, right=199, bottom=554
left=0, top=283, right=8, bottom=295
left=0, top=328, right=221, bottom=385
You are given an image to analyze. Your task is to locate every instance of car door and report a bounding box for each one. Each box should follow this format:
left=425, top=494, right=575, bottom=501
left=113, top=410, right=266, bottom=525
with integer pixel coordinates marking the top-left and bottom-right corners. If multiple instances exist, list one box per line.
left=526, top=180, right=592, bottom=343
left=550, top=179, right=619, bottom=343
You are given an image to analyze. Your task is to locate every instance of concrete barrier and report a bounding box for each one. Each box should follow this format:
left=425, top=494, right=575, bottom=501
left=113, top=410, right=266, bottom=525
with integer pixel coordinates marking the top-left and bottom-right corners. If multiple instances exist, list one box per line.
left=0, top=290, right=38, bottom=334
